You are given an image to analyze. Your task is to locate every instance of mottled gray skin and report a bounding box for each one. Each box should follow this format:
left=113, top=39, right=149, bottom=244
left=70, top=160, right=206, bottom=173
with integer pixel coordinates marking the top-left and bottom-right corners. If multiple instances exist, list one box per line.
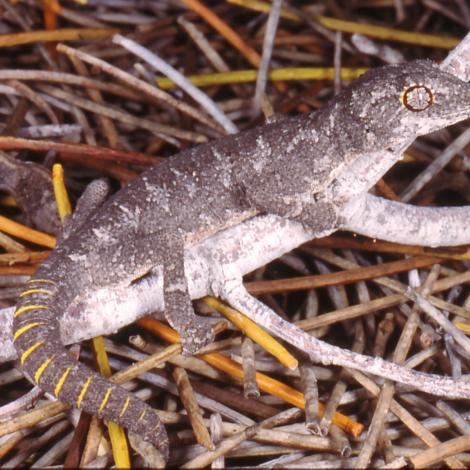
left=59, top=178, right=111, bottom=241
left=13, top=60, right=470, bottom=458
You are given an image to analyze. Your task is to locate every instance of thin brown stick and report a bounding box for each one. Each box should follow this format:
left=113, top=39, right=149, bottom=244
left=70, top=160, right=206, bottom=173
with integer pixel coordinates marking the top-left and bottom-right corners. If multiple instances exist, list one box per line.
left=7, top=80, right=58, bottom=124
left=0, top=28, right=119, bottom=47
left=181, top=0, right=261, bottom=67
left=79, top=416, right=107, bottom=467
left=63, top=413, right=91, bottom=468
left=346, top=369, right=466, bottom=469
left=66, top=54, right=119, bottom=149
left=311, top=235, right=470, bottom=261
left=355, top=266, right=439, bottom=467
left=299, top=363, right=320, bottom=435
left=181, top=408, right=302, bottom=468
left=372, top=312, right=395, bottom=357
left=0, top=69, right=141, bottom=100
left=246, top=255, right=440, bottom=295
left=56, top=43, right=223, bottom=134
left=0, top=232, right=27, bottom=254
left=295, top=251, right=470, bottom=329
left=410, top=436, right=470, bottom=469
left=39, top=84, right=202, bottom=144
left=191, top=381, right=278, bottom=420
left=320, top=321, right=365, bottom=436
left=172, top=366, right=215, bottom=450
left=0, top=136, right=158, bottom=165
left=241, top=337, right=260, bottom=398
left=330, top=424, right=352, bottom=458
left=128, top=335, right=229, bottom=382
left=4, top=420, right=71, bottom=468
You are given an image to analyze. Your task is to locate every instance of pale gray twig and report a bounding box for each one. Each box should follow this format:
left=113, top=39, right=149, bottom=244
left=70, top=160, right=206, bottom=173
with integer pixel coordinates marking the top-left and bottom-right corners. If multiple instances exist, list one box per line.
left=209, top=413, right=225, bottom=469
left=440, top=31, right=470, bottom=81
left=333, top=31, right=342, bottom=95
left=436, top=400, right=470, bottom=436
left=112, top=34, right=238, bottom=134
left=253, top=0, right=283, bottom=114
left=455, top=0, right=470, bottom=28
left=17, top=124, right=82, bottom=139
left=2, top=202, right=470, bottom=399
left=421, top=0, right=468, bottom=28
left=0, top=386, right=43, bottom=419
left=404, top=288, right=470, bottom=358
left=351, top=34, right=404, bottom=64
left=30, top=431, right=73, bottom=468
left=393, top=0, right=405, bottom=22
left=400, top=126, right=470, bottom=202
left=177, top=16, right=230, bottom=73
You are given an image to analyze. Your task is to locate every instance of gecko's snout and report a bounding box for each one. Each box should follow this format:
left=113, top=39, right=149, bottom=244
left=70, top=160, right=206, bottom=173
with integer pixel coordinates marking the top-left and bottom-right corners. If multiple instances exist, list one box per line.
left=403, top=70, right=470, bottom=135
left=431, top=73, right=470, bottom=119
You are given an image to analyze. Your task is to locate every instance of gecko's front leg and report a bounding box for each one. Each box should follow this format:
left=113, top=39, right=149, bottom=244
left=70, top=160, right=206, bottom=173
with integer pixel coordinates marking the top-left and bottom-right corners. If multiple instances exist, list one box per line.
left=162, top=235, right=214, bottom=353
left=248, top=190, right=340, bottom=236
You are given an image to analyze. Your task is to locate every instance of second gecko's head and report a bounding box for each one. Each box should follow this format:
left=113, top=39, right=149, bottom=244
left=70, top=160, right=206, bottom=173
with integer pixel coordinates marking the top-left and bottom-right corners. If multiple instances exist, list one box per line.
left=342, top=60, right=470, bottom=148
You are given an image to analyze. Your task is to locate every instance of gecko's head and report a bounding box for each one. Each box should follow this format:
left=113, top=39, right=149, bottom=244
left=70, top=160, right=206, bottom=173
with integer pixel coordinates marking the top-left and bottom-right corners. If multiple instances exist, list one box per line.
left=345, top=60, right=470, bottom=146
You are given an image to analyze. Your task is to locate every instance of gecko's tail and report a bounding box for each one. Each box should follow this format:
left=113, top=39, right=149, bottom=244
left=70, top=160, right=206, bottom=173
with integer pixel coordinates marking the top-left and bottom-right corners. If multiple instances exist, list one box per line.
left=13, top=278, right=169, bottom=460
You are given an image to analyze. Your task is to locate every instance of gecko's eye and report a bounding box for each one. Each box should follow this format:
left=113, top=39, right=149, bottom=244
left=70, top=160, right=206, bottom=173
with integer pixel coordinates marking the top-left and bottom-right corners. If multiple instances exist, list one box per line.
left=400, top=84, right=434, bottom=112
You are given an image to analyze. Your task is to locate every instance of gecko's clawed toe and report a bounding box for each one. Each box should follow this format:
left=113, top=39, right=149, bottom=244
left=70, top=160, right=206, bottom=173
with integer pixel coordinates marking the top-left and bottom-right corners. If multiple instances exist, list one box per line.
left=164, top=289, right=215, bottom=354
left=180, top=318, right=215, bottom=355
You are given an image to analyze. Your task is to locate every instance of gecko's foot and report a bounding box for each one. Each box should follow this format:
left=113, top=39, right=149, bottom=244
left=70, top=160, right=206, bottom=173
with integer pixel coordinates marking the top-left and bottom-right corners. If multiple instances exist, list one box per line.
left=179, top=317, right=215, bottom=355
left=164, top=289, right=215, bottom=354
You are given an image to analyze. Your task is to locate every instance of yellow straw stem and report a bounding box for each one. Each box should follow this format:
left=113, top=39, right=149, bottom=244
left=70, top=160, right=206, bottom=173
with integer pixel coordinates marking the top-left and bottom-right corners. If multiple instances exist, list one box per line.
left=0, top=215, right=55, bottom=248
left=0, top=195, right=17, bottom=208
left=203, top=296, right=298, bottom=370
left=156, top=67, right=368, bottom=89
left=92, top=336, right=131, bottom=468
left=0, top=28, right=119, bottom=48
left=455, top=322, right=470, bottom=335
left=228, top=0, right=459, bottom=48
left=52, top=164, right=72, bottom=221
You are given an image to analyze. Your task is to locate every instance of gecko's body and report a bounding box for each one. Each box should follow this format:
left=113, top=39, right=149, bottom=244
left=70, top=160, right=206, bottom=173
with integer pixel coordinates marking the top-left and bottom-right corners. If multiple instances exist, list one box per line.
left=13, top=61, right=470, bottom=458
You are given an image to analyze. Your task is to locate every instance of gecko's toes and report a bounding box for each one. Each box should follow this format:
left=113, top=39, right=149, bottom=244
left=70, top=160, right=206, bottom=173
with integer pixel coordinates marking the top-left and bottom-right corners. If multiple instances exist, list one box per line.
left=180, top=318, right=214, bottom=355
left=164, top=291, right=215, bottom=354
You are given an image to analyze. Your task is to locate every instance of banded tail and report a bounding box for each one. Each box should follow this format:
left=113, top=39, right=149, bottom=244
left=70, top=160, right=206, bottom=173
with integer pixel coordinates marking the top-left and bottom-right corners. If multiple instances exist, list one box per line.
left=13, top=278, right=169, bottom=459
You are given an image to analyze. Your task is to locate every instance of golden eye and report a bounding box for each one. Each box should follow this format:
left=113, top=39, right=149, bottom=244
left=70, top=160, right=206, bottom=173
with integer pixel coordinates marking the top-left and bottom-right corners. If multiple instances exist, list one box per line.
left=401, top=85, right=434, bottom=112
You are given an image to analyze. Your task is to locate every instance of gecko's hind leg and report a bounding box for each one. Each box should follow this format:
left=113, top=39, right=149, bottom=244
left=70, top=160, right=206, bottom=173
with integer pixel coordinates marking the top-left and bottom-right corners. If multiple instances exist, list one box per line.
left=162, top=237, right=214, bottom=354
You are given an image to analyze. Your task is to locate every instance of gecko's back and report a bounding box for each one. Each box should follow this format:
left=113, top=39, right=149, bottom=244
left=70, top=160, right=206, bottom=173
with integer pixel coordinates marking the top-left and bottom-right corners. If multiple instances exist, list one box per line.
left=31, top=107, right=343, bottom=303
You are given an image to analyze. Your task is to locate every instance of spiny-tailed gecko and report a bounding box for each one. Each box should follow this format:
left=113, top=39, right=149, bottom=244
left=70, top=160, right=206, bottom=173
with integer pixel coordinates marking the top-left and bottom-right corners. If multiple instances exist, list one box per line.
left=13, top=60, right=470, bottom=459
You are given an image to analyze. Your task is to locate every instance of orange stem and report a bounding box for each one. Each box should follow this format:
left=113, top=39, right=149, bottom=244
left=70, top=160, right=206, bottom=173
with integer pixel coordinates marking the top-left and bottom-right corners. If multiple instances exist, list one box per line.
left=137, top=317, right=364, bottom=438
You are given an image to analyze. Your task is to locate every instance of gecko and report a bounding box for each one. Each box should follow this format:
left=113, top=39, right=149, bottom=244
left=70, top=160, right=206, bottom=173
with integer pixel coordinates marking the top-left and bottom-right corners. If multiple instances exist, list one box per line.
left=12, top=60, right=470, bottom=459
